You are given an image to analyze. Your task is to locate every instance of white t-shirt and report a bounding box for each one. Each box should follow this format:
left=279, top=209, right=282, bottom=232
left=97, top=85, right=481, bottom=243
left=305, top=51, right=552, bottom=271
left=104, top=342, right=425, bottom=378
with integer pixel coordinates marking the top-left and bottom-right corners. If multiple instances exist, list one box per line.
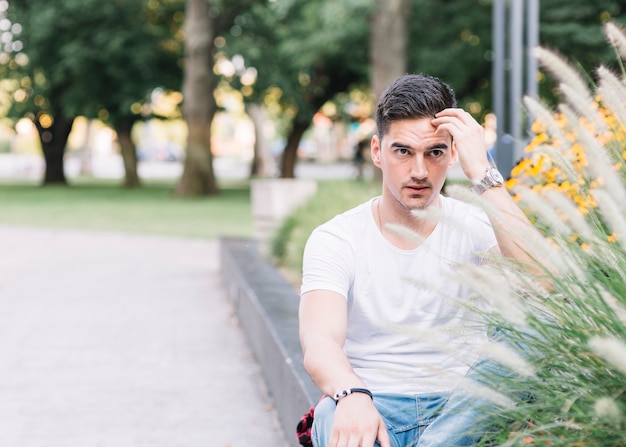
left=300, top=195, right=498, bottom=395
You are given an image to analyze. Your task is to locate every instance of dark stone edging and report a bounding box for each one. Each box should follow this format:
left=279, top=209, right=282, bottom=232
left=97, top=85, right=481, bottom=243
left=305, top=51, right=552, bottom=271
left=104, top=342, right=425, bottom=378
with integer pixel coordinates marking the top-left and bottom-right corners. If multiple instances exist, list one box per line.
left=219, top=237, right=320, bottom=447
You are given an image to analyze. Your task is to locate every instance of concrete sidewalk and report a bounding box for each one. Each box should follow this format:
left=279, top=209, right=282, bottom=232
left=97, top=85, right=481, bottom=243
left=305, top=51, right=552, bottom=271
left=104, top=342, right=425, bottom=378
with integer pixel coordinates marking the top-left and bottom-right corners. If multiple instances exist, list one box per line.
left=0, top=225, right=289, bottom=447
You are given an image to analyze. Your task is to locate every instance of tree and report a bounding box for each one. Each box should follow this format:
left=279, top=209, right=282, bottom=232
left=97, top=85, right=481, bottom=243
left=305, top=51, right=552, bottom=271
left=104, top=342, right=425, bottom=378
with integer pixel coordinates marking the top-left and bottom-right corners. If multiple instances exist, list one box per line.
left=224, top=0, right=372, bottom=178
left=370, top=0, right=410, bottom=104
left=4, top=0, right=184, bottom=186
left=175, top=0, right=263, bottom=197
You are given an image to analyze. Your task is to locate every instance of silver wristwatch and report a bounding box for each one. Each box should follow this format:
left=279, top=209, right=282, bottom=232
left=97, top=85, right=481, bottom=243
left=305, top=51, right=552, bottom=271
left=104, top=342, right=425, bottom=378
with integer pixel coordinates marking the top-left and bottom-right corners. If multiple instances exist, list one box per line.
left=471, top=167, right=504, bottom=194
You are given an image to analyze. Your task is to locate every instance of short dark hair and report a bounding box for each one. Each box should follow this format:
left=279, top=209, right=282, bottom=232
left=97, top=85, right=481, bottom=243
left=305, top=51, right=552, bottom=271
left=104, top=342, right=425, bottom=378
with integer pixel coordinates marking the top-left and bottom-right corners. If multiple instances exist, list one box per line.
left=375, top=74, right=457, bottom=139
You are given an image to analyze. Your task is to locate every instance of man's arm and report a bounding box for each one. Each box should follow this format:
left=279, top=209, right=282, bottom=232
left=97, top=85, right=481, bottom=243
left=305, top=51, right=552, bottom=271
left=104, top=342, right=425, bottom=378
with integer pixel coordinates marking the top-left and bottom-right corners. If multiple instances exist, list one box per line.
left=432, top=108, right=546, bottom=268
left=299, top=289, right=390, bottom=447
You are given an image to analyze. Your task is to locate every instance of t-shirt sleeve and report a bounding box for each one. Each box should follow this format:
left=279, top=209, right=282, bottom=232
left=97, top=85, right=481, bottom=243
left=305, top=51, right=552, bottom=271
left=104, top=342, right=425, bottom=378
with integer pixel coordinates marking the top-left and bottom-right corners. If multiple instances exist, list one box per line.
left=470, top=207, right=498, bottom=253
left=300, top=223, right=354, bottom=299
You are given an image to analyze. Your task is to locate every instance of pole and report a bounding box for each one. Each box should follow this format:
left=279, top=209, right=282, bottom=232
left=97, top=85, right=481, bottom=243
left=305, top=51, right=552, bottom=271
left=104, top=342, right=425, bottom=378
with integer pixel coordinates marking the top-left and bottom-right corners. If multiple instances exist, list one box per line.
left=510, top=0, right=523, bottom=160
left=526, top=0, right=539, bottom=101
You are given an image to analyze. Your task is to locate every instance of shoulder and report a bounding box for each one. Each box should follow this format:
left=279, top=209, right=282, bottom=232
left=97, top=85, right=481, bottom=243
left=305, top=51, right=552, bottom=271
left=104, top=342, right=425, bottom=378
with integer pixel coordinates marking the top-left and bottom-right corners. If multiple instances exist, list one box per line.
left=439, top=195, right=497, bottom=251
left=441, top=195, right=490, bottom=225
left=311, top=198, right=375, bottom=240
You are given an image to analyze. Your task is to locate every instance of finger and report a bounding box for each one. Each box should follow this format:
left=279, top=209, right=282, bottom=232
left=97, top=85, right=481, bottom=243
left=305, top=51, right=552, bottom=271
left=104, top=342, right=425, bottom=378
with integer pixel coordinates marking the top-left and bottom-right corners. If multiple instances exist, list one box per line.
left=329, top=429, right=341, bottom=447
left=432, top=121, right=463, bottom=139
left=377, top=422, right=392, bottom=447
left=435, top=108, right=472, bottom=121
left=361, top=432, right=377, bottom=447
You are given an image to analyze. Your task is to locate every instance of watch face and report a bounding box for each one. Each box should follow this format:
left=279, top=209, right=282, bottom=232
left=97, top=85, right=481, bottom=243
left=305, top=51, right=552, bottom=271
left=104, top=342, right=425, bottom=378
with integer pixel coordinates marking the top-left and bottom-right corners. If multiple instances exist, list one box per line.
left=488, top=167, right=504, bottom=185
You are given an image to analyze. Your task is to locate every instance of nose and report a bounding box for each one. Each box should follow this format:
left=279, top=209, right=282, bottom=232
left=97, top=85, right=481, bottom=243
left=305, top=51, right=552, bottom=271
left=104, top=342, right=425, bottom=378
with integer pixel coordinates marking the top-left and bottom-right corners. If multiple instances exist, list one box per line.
left=410, top=155, right=428, bottom=180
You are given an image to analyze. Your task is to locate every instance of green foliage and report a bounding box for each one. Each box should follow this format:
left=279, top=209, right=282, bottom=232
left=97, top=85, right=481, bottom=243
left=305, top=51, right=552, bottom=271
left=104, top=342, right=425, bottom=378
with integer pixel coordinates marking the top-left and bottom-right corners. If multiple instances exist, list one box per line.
left=407, top=0, right=626, bottom=118
left=448, top=22, right=626, bottom=447
left=409, top=0, right=493, bottom=120
left=223, top=0, right=371, bottom=124
left=538, top=0, right=626, bottom=104
left=5, top=0, right=184, bottom=126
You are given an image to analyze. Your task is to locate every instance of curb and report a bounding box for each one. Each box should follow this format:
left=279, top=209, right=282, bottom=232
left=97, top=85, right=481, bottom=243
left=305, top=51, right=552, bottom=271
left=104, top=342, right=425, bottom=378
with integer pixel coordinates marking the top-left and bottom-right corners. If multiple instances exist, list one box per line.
left=220, top=237, right=320, bottom=447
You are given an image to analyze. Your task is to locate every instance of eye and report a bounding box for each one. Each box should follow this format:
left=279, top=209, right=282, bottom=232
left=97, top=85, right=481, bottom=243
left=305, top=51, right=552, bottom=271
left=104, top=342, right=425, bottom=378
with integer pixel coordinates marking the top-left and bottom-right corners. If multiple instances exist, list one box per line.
left=396, top=147, right=410, bottom=156
left=429, top=149, right=444, bottom=158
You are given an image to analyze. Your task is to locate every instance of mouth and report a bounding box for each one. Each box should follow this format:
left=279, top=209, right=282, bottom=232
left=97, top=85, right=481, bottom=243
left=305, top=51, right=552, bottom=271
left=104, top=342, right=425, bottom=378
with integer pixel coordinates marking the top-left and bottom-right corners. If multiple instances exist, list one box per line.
left=405, top=184, right=430, bottom=195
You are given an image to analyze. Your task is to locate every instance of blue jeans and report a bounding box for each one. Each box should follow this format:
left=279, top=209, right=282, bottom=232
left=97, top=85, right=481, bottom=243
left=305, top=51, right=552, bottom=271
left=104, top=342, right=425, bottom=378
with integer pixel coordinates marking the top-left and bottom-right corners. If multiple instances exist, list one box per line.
left=312, top=357, right=514, bottom=447
left=312, top=391, right=487, bottom=447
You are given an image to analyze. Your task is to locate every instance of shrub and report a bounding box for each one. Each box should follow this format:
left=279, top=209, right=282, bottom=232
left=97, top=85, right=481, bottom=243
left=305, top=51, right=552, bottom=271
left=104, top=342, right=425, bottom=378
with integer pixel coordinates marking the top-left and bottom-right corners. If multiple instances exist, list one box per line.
left=456, top=22, right=626, bottom=446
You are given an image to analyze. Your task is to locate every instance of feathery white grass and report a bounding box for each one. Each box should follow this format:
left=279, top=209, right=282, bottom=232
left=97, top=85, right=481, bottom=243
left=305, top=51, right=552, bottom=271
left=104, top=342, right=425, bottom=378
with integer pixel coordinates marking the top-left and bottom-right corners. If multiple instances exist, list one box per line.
left=571, top=118, right=626, bottom=209
left=385, top=223, right=426, bottom=246
left=445, top=183, right=510, bottom=224
left=597, top=66, right=626, bottom=128
left=524, top=96, right=571, bottom=148
left=588, top=335, right=626, bottom=375
left=447, top=184, right=568, bottom=275
left=594, top=397, right=623, bottom=427
left=455, top=263, right=527, bottom=326
left=599, top=287, right=626, bottom=326
left=533, top=47, right=592, bottom=103
left=559, top=82, right=608, bottom=135
left=543, top=189, right=597, bottom=242
left=531, top=144, right=579, bottom=183
left=590, top=188, right=626, bottom=250
left=605, top=21, right=626, bottom=59
left=476, top=340, right=536, bottom=377
left=515, top=187, right=572, bottom=237
left=457, top=376, right=516, bottom=408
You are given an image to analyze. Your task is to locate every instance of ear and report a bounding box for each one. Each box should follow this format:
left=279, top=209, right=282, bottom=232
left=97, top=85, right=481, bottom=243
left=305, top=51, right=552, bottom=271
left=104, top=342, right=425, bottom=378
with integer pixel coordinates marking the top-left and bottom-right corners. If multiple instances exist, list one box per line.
left=371, top=135, right=382, bottom=168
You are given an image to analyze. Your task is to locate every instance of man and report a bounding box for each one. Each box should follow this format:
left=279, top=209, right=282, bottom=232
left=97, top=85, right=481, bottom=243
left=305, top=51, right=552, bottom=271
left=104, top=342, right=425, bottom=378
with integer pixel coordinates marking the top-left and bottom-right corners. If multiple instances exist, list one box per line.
left=299, top=74, right=538, bottom=447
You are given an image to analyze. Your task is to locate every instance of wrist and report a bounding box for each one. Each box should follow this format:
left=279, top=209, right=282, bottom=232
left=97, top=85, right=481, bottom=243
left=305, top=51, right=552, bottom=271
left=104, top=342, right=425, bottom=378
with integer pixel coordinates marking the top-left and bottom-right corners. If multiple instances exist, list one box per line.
left=471, top=166, right=504, bottom=194
left=468, top=165, right=492, bottom=185
left=332, top=387, right=373, bottom=403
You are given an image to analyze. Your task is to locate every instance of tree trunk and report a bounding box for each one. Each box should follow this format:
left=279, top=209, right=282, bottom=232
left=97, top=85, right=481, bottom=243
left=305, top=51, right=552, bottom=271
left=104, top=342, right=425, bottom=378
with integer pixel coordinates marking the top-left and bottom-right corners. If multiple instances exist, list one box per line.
left=370, top=0, right=410, bottom=181
left=79, top=119, right=93, bottom=176
left=34, top=113, right=75, bottom=186
left=370, top=0, right=410, bottom=104
left=115, top=122, right=141, bottom=188
left=175, top=0, right=219, bottom=197
left=279, top=120, right=309, bottom=179
left=246, top=102, right=274, bottom=178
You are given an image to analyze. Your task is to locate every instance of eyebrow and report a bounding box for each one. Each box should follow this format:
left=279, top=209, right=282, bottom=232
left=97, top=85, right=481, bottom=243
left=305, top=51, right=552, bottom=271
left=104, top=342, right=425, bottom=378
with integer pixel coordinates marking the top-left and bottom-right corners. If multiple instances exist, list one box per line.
left=428, top=143, right=449, bottom=151
left=389, top=142, right=450, bottom=151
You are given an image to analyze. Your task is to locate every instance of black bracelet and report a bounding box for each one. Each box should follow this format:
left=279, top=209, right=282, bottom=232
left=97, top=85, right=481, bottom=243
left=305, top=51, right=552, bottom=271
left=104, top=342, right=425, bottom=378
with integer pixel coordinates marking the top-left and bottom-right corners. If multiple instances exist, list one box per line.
left=333, top=387, right=373, bottom=403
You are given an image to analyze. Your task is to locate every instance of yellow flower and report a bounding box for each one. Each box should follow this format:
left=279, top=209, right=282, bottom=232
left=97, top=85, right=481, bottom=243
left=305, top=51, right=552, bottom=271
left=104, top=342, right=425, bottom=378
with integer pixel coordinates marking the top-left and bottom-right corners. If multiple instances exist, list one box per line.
left=530, top=119, right=546, bottom=134
left=608, top=233, right=618, bottom=243
left=505, top=178, right=520, bottom=190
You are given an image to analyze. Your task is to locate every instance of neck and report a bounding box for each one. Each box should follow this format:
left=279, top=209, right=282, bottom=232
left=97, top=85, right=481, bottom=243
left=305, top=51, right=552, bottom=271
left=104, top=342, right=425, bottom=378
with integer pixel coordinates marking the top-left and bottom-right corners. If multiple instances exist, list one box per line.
left=375, top=197, right=440, bottom=249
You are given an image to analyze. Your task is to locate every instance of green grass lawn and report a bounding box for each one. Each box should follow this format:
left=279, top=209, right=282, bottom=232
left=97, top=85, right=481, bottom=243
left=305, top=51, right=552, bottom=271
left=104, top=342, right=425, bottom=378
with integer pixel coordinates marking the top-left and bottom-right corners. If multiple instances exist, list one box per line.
left=0, top=178, right=253, bottom=239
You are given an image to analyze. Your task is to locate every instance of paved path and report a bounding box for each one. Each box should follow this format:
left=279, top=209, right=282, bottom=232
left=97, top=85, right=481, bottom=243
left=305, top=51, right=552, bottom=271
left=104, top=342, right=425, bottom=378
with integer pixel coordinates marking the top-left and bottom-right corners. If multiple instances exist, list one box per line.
left=0, top=225, right=289, bottom=447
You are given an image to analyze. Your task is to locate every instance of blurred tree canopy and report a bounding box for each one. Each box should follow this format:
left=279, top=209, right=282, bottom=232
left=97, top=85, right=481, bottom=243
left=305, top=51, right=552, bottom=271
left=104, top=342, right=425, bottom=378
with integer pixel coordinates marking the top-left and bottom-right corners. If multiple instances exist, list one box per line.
left=221, top=0, right=373, bottom=178
left=408, top=0, right=493, bottom=120
left=3, top=0, right=184, bottom=186
left=407, top=0, right=625, bottom=120
left=2, top=0, right=626, bottom=190
left=538, top=0, right=625, bottom=103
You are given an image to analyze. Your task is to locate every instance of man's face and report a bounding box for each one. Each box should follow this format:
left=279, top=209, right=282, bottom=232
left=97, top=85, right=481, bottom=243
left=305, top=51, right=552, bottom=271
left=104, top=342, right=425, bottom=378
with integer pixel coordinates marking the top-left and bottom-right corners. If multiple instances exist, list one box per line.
left=371, top=117, right=457, bottom=211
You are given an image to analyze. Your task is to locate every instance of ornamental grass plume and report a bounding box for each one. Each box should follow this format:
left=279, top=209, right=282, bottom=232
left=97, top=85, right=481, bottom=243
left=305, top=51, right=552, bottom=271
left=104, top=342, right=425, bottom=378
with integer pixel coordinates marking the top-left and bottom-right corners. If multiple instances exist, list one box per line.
left=451, top=22, right=626, bottom=447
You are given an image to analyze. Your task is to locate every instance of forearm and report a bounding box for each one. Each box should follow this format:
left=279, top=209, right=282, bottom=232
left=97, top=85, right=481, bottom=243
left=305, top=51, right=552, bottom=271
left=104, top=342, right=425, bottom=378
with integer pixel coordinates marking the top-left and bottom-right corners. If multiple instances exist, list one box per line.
left=481, top=186, right=551, bottom=274
left=302, top=338, right=367, bottom=398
